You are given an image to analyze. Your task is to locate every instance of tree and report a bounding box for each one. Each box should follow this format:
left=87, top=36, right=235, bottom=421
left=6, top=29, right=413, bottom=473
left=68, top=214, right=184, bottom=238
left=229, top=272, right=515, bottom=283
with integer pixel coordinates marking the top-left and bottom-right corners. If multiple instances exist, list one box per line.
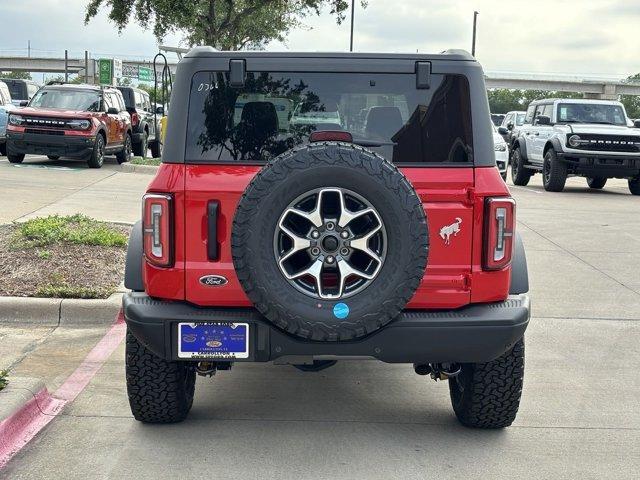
left=0, top=71, right=32, bottom=80
left=488, top=89, right=582, bottom=114
left=85, top=0, right=367, bottom=50
left=620, top=73, right=640, bottom=119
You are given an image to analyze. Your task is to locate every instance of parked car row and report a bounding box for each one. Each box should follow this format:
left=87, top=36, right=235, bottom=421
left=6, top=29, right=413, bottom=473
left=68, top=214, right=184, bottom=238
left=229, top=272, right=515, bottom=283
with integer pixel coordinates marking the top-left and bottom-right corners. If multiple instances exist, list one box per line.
left=0, top=81, right=17, bottom=156
left=0, top=81, right=162, bottom=168
left=492, top=98, right=640, bottom=195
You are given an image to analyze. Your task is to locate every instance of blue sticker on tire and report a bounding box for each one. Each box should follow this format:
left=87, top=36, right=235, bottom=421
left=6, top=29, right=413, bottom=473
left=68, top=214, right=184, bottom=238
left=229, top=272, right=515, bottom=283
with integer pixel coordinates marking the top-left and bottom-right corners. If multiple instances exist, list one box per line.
left=333, top=303, right=349, bottom=319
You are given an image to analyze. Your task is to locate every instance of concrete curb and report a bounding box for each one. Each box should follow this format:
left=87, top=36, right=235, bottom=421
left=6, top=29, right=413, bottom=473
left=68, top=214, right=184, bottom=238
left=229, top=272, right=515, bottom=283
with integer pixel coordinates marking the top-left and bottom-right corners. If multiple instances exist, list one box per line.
left=119, top=162, right=159, bottom=175
left=0, top=377, right=66, bottom=469
left=0, top=377, right=47, bottom=425
left=0, top=293, right=123, bottom=327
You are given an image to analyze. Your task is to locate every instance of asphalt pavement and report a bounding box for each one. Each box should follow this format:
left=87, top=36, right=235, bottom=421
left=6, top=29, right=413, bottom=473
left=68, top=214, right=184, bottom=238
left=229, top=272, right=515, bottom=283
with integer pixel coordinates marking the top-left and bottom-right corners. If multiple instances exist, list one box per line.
left=1, top=156, right=639, bottom=479
left=0, top=155, right=149, bottom=225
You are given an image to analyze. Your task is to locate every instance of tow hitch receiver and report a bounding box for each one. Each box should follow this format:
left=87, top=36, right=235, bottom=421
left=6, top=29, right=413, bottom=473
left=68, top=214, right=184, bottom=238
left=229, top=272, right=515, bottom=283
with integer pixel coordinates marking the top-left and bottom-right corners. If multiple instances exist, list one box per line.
left=414, top=363, right=461, bottom=380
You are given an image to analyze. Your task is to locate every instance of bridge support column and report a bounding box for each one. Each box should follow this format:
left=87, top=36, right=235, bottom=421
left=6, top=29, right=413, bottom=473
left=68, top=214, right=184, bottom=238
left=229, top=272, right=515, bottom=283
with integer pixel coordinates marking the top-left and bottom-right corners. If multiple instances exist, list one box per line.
left=583, top=83, right=618, bottom=100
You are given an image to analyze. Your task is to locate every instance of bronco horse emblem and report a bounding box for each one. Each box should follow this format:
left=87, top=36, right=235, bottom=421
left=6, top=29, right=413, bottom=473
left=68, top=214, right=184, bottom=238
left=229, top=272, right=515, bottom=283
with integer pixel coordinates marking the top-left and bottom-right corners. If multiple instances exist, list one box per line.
left=439, top=217, right=462, bottom=245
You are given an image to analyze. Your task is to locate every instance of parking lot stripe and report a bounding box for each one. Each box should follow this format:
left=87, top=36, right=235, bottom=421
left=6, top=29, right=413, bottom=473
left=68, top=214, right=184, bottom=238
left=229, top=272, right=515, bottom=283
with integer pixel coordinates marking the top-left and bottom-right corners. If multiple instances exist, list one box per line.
left=0, top=311, right=126, bottom=470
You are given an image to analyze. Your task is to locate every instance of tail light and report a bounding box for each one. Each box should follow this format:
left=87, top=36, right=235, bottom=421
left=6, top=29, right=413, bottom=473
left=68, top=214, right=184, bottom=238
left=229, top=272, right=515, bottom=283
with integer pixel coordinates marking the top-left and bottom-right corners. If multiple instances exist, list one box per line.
left=130, top=112, right=140, bottom=127
left=142, top=193, right=173, bottom=267
left=483, top=197, right=515, bottom=270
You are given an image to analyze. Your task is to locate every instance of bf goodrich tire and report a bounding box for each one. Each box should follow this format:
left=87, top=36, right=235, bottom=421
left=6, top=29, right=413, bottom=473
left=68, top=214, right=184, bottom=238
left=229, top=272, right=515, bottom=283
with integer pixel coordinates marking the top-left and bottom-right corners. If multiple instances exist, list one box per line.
left=232, top=142, right=429, bottom=342
left=126, top=330, right=196, bottom=423
left=449, top=338, right=524, bottom=429
left=511, top=148, right=532, bottom=186
left=542, top=149, right=567, bottom=192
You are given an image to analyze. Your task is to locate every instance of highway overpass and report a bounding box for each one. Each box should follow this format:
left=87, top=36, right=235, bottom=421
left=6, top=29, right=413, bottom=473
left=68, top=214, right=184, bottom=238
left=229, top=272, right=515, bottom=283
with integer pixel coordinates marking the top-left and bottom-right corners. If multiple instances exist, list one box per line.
left=2, top=54, right=639, bottom=99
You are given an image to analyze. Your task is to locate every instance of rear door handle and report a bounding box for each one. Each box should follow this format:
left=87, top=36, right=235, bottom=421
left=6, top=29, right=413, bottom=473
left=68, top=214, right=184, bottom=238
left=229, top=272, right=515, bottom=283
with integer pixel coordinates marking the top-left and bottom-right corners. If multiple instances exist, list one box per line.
left=207, top=201, right=219, bottom=261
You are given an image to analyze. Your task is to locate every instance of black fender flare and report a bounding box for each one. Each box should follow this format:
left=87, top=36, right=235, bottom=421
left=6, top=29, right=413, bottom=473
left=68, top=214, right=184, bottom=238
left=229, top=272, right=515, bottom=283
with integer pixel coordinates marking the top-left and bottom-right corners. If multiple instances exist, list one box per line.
left=95, top=127, right=107, bottom=142
left=510, top=231, right=529, bottom=294
left=544, top=137, right=563, bottom=155
left=124, top=220, right=144, bottom=292
left=514, top=137, right=528, bottom=160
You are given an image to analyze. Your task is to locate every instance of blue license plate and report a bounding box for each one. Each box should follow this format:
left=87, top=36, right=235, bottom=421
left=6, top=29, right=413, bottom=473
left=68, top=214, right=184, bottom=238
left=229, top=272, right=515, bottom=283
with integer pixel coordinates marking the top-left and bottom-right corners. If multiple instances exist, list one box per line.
left=178, top=323, right=249, bottom=359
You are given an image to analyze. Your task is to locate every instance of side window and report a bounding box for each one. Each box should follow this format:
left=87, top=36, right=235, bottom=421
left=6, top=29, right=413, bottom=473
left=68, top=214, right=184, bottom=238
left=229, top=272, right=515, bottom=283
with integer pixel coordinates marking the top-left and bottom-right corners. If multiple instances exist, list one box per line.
left=117, top=93, right=126, bottom=112
left=533, top=104, right=548, bottom=124
left=542, top=104, right=553, bottom=119
left=27, top=84, right=39, bottom=99
left=524, top=105, right=535, bottom=124
left=503, top=113, right=513, bottom=126
left=134, top=91, right=144, bottom=109
left=143, top=93, right=151, bottom=112
left=103, top=92, right=114, bottom=111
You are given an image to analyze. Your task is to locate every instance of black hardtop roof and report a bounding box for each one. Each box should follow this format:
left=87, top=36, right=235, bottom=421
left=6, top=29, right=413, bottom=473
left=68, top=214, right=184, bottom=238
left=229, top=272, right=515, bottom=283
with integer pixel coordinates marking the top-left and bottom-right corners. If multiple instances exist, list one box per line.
left=183, top=46, right=475, bottom=62
left=116, top=85, right=147, bottom=93
left=0, top=78, right=40, bottom=85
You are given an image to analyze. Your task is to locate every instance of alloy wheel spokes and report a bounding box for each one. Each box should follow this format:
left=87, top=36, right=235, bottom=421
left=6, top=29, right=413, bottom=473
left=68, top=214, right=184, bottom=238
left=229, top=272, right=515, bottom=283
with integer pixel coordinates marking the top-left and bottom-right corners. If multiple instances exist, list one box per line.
left=275, top=187, right=387, bottom=300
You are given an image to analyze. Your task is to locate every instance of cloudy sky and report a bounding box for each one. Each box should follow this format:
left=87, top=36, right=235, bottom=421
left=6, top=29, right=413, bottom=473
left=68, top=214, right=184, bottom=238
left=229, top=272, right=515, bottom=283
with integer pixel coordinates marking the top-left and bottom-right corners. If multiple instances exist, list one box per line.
left=1, top=0, right=639, bottom=79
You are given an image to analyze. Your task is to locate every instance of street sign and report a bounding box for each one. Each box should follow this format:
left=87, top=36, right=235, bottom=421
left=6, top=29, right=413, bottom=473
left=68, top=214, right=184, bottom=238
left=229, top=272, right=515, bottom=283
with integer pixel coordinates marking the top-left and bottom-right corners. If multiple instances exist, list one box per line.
left=113, top=59, right=122, bottom=80
left=98, top=59, right=112, bottom=85
left=122, top=64, right=139, bottom=78
left=139, top=66, right=153, bottom=82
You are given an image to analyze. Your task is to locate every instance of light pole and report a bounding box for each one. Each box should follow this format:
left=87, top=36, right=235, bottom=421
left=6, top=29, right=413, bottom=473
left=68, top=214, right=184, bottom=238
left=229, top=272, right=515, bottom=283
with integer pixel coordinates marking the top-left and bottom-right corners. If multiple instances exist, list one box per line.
left=472, top=11, right=479, bottom=57
left=350, top=0, right=355, bottom=52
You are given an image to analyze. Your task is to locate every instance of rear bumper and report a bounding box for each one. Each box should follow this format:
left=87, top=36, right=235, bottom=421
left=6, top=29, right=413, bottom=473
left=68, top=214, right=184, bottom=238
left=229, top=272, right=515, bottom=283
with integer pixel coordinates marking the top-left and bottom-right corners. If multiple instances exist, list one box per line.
left=123, top=292, right=530, bottom=364
left=7, top=131, right=94, bottom=158
left=557, top=151, right=640, bottom=177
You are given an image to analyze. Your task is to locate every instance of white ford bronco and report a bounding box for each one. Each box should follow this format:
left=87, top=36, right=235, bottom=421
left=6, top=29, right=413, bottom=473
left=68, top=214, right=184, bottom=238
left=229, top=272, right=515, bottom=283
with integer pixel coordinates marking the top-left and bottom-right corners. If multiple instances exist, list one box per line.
left=510, top=98, right=640, bottom=194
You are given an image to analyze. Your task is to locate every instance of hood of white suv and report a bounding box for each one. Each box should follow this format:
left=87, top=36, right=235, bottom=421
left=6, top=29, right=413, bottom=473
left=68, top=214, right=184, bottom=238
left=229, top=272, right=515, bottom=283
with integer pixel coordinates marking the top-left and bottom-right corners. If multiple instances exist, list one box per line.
left=556, top=124, right=640, bottom=136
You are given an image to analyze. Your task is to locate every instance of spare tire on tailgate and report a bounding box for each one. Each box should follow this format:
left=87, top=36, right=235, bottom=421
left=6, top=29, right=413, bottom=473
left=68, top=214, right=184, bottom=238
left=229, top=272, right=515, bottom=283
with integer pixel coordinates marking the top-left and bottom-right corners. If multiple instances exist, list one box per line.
left=232, top=142, right=428, bottom=341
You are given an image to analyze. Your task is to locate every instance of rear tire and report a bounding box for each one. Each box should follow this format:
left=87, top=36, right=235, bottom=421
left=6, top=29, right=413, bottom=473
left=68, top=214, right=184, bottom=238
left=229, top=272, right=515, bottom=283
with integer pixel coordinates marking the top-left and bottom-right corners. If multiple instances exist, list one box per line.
left=449, top=338, right=524, bottom=429
left=126, top=330, right=196, bottom=423
left=150, top=139, right=162, bottom=159
left=542, top=149, right=567, bottom=192
left=511, top=148, right=532, bottom=186
left=629, top=176, right=640, bottom=196
left=116, top=133, right=132, bottom=164
left=586, top=176, right=607, bottom=189
left=7, top=153, right=25, bottom=164
left=87, top=134, right=105, bottom=168
left=132, top=131, right=148, bottom=158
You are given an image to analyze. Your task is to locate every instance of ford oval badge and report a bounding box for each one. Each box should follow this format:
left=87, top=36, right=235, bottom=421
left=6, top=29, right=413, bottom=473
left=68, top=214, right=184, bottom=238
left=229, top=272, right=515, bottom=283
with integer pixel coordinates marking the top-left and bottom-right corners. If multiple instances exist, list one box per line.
left=199, top=275, right=228, bottom=287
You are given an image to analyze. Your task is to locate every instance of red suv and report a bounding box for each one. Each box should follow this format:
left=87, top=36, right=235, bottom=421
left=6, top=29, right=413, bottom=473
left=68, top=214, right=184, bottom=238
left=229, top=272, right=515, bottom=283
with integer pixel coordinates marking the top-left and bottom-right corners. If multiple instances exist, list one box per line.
left=6, top=83, right=132, bottom=168
left=123, top=49, right=531, bottom=428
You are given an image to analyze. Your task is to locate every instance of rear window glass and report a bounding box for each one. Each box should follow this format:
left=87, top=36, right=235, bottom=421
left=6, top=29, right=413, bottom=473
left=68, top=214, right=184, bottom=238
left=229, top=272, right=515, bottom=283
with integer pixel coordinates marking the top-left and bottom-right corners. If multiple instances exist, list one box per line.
left=185, top=71, right=473, bottom=165
left=2, top=80, right=25, bottom=100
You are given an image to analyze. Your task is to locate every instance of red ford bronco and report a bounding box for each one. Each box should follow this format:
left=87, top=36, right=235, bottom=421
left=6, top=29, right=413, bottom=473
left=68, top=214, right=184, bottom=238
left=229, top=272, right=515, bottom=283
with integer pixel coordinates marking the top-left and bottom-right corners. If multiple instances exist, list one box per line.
left=123, top=48, right=530, bottom=428
left=6, top=83, right=132, bottom=168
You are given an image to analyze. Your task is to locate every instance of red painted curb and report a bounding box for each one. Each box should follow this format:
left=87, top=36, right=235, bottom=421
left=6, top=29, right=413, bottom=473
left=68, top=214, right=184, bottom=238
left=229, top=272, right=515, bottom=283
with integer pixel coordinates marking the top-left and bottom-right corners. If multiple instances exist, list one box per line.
left=0, top=310, right=126, bottom=470
left=0, top=388, right=65, bottom=469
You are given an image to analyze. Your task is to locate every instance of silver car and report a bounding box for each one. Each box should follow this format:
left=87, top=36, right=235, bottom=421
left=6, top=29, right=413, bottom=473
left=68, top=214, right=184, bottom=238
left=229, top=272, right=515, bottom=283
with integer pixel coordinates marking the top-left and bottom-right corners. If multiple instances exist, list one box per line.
left=0, top=81, right=17, bottom=156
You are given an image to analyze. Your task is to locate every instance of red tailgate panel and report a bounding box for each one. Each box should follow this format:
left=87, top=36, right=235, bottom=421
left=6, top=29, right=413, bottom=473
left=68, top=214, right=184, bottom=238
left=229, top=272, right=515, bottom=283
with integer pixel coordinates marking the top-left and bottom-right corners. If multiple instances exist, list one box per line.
left=402, top=168, right=474, bottom=308
left=182, top=165, right=474, bottom=310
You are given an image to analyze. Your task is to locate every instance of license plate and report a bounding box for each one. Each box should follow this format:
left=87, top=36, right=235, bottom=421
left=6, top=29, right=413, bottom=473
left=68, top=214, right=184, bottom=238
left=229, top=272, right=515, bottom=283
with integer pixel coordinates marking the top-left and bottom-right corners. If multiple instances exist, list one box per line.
left=177, top=322, right=249, bottom=359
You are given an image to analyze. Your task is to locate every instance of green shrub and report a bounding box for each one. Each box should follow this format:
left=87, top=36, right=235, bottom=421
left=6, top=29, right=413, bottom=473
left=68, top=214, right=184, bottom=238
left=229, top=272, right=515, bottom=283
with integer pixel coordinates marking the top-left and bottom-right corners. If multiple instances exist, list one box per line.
left=16, top=215, right=127, bottom=248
